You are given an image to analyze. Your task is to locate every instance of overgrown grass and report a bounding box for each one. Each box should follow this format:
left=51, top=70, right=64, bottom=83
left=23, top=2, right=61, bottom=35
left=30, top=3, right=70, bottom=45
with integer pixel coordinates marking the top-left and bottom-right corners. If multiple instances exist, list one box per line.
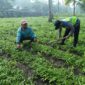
left=0, top=16, right=85, bottom=85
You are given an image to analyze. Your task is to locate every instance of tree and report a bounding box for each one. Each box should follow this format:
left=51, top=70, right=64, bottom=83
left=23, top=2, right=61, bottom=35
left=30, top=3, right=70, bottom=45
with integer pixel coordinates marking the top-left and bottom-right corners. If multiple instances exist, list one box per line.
left=65, top=0, right=76, bottom=15
left=0, top=0, right=12, bottom=11
left=0, top=0, right=13, bottom=17
left=32, top=0, right=43, bottom=16
left=78, top=0, right=85, bottom=10
left=65, top=0, right=85, bottom=15
left=58, top=0, right=60, bottom=14
left=48, top=0, right=53, bottom=22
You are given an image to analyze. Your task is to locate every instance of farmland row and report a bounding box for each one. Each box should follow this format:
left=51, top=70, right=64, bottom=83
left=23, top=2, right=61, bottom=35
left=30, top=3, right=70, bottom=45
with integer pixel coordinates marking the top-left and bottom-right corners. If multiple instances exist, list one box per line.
left=0, top=40, right=84, bottom=85
left=0, top=56, right=34, bottom=85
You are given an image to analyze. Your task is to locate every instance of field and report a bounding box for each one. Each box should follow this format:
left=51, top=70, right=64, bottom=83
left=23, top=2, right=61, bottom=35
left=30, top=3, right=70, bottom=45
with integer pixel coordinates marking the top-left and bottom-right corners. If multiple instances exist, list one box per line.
left=0, top=16, right=85, bottom=85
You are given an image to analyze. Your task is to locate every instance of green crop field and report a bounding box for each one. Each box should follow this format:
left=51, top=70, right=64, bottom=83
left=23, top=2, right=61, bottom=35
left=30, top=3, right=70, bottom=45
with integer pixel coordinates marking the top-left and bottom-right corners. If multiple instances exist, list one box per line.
left=0, top=17, right=85, bottom=85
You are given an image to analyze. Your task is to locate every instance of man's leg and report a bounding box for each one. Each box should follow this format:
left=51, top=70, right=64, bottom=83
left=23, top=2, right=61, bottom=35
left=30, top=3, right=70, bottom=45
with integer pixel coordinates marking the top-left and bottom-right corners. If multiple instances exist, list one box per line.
left=22, top=37, right=31, bottom=48
left=22, top=37, right=35, bottom=43
left=28, top=37, right=35, bottom=48
left=30, top=38, right=35, bottom=42
left=19, top=37, right=25, bottom=44
left=61, top=29, right=71, bottom=45
left=73, top=20, right=80, bottom=47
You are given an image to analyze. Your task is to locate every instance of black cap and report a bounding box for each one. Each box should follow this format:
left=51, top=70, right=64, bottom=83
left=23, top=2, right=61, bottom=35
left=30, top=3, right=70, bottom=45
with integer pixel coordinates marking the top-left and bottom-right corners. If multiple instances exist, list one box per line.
left=54, top=20, right=61, bottom=30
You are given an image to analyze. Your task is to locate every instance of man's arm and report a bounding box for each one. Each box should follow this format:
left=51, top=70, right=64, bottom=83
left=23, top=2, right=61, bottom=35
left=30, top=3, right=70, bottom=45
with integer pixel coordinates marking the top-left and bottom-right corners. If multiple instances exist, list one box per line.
left=16, top=29, right=22, bottom=48
left=56, top=27, right=62, bottom=40
left=58, top=23, right=74, bottom=41
left=66, top=29, right=74, bottom=39
left=59, top=27, right=62, bottom=38
left=64, top=24, right=74, bottom=39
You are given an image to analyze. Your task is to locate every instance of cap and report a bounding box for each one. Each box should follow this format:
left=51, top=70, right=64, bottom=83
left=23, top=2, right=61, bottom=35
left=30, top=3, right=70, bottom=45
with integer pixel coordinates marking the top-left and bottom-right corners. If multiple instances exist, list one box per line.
left=21, top=20, right=28, bottom=25
left=54, top=20, right=61, bottom=29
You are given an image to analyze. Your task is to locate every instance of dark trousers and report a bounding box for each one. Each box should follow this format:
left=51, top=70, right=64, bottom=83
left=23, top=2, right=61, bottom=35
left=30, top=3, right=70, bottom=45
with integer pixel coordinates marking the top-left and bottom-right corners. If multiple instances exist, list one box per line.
left=61, top=19, right=80, bottom=47
left=19, top=37, right=34, bottom=44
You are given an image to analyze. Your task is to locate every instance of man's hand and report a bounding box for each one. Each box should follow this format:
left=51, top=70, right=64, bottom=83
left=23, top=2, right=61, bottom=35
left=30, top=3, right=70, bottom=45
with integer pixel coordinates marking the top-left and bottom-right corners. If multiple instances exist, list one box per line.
left=34, top=38, right=37, bottom=42
left=63, top=36, right=68, bottom=39
left=17, top=44, right=21, bottom=49
left=59, top=36, right=69, bottom=40
left=57, top=36, right=68, bottom=41
left=57, top=38, right=62, bottom=42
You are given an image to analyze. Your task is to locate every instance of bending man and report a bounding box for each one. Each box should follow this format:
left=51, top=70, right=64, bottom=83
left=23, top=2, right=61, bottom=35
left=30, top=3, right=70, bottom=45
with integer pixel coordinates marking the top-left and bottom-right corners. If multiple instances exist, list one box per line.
left=54, top=16, right=80, bottom=47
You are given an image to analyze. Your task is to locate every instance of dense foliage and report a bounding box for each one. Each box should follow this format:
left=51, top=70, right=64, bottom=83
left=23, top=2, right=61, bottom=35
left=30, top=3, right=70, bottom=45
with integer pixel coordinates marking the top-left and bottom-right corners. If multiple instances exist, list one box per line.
left=0, top=17, right=85, bottom=84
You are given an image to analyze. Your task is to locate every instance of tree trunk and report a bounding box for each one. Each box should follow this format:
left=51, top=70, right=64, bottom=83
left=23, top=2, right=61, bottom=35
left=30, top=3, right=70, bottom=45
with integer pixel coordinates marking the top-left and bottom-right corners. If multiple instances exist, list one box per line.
left=73, top=0, right=76, bottom=15
left=48, top=0, right=53, bottom=22
left=58, top=0, right=59, bottom=15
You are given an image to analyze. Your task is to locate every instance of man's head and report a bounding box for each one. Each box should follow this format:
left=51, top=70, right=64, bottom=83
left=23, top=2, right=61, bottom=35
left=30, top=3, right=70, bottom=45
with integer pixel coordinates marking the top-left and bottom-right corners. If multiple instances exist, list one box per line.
left=21, top=20, right=28, bottom=29
left=54, top=20, right=61, bottom=30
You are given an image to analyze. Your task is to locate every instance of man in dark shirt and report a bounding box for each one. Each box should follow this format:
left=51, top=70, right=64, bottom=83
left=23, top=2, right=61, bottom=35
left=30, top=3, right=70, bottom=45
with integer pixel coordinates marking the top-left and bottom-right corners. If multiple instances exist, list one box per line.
left=54, top=16, right=80, bottom=47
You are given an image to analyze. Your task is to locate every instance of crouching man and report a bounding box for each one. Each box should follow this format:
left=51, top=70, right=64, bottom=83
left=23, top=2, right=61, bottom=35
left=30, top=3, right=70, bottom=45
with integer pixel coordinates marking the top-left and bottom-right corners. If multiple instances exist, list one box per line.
left=16, top=20, right=37, bottom=49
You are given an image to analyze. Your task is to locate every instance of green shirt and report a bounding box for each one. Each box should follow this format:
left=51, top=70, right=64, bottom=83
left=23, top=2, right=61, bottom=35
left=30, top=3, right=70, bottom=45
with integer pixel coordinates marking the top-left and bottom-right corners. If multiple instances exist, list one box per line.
left=64, top=16, right=77, bottom=25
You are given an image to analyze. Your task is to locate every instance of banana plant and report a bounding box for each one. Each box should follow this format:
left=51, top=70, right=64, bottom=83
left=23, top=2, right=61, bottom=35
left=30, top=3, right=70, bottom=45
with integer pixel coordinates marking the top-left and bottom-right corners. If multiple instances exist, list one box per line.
left=65, top=0, right=85, bottom=15
left=65, top=0, right=77, bottom=15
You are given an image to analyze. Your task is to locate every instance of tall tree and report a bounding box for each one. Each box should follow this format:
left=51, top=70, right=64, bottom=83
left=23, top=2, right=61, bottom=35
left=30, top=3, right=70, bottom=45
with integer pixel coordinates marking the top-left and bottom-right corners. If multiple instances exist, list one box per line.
left=65, top=0, right=76, bottom=15
left=48, top=0, right=53, bottom=22
left=78, top=0, right=85, bottom=10
left=58, top=0, right=60, bottom=14
left=0, top=0, right=12, bottom=11
left=65, top=0, right=85, bottom=15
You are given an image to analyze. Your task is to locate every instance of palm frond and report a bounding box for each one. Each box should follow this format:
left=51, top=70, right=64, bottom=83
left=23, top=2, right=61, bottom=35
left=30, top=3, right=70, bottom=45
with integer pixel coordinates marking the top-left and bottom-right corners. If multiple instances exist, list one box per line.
left=65, top=0, right=73, bottom=5
left=77, top=0, right=85, bottom=10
